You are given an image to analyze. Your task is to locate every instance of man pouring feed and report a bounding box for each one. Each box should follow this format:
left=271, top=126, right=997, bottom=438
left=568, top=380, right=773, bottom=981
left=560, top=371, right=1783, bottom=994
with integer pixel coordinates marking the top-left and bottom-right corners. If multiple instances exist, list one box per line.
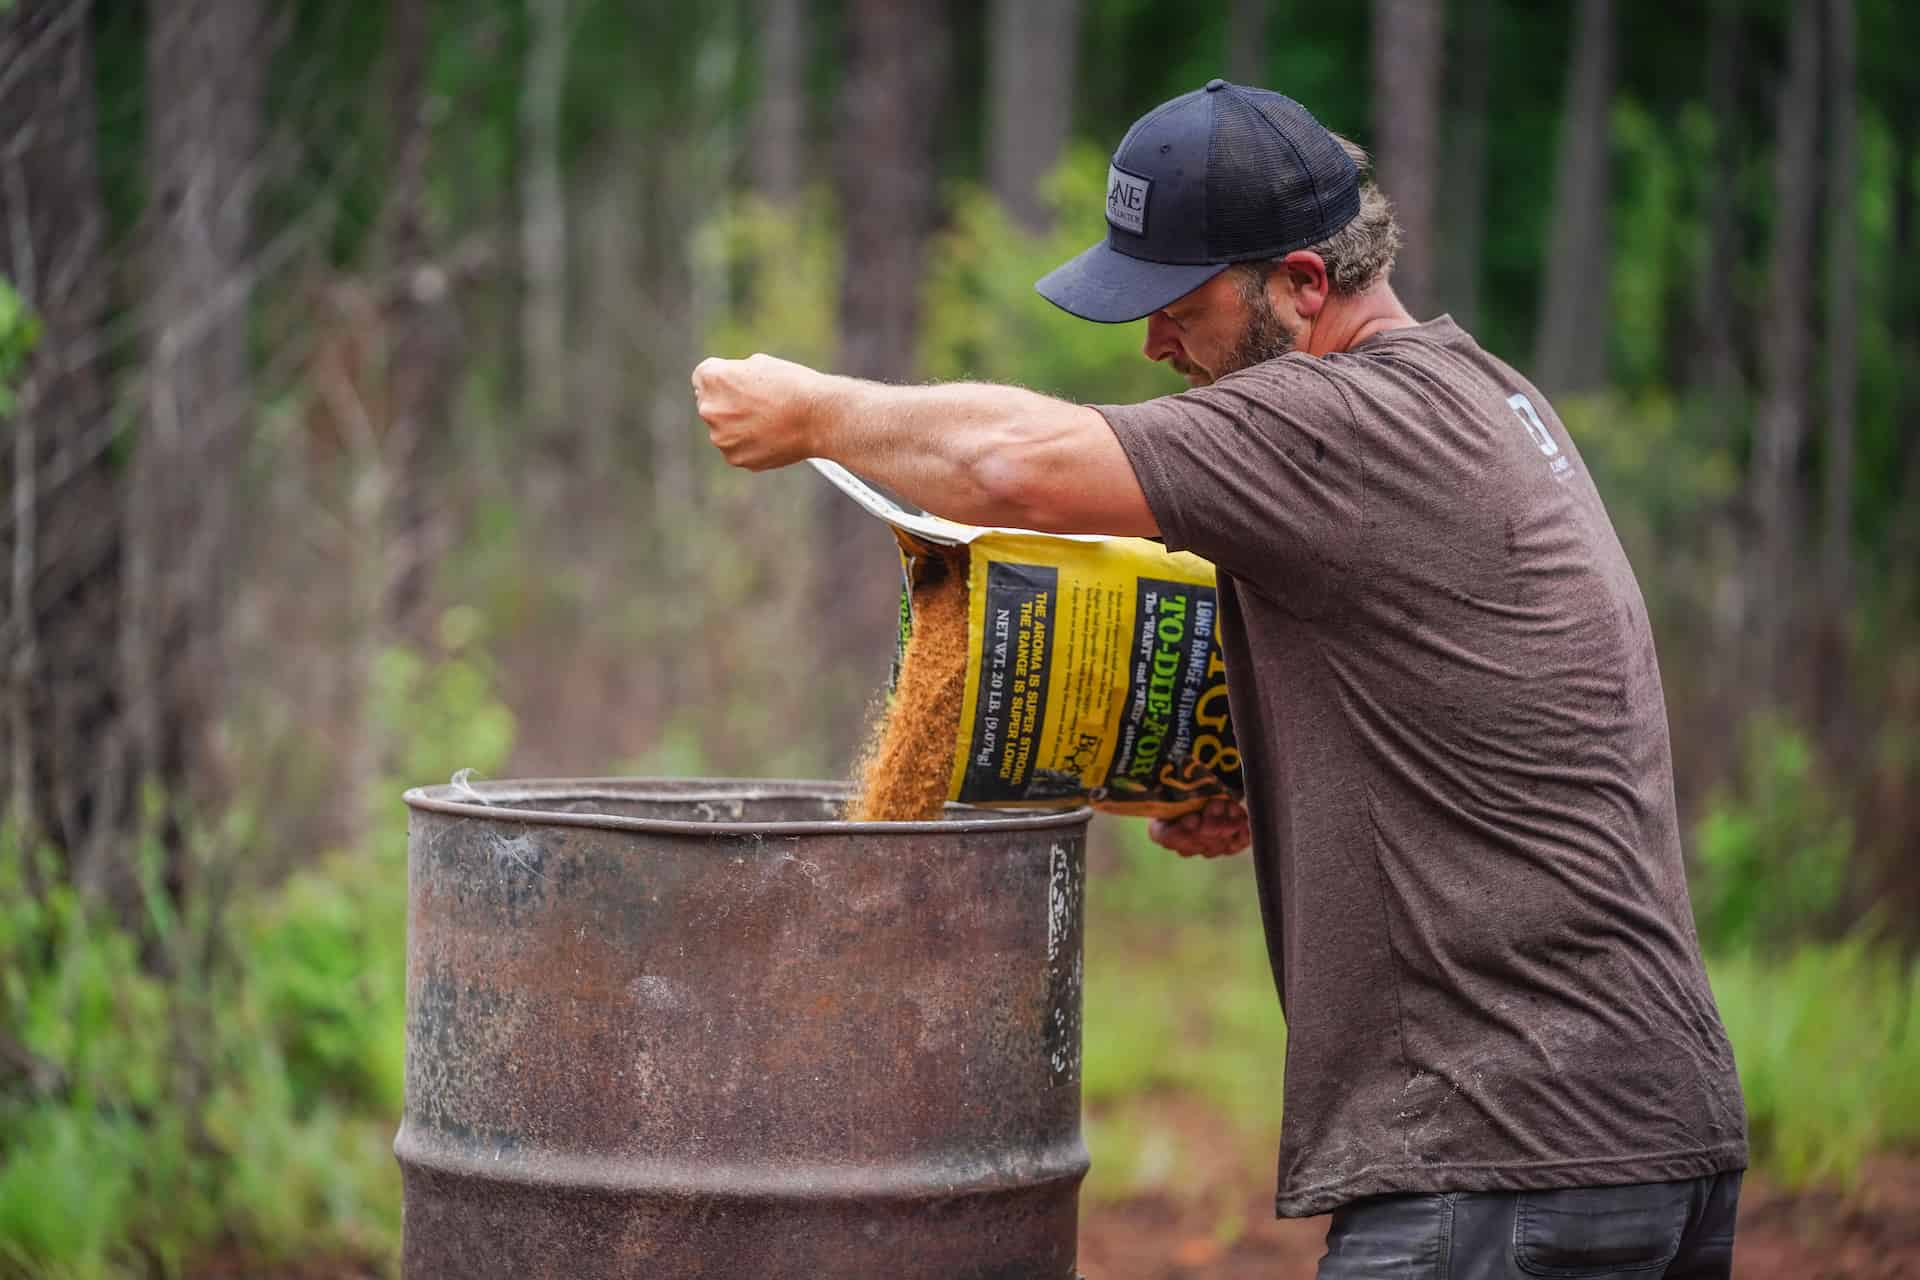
left=693, top=80, right=1747, bottom=1279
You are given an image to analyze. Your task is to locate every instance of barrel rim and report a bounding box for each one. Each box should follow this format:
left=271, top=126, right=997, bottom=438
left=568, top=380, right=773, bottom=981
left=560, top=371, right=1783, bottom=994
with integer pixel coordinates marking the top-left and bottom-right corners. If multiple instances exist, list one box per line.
left=392, top=1125, right=1091, bottom=1201
left=403, top=776, right=1093, bottom=836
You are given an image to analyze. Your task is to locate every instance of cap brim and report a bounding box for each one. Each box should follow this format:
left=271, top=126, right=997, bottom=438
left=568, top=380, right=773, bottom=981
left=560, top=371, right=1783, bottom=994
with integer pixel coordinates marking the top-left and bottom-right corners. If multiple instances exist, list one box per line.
left=1034, top=240, right=1228, bottom=324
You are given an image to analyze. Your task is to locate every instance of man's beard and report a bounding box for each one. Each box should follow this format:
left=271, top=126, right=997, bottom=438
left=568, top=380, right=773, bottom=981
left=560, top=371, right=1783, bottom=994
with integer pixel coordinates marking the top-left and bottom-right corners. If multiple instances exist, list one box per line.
left=1179, top=283, right=1299, bottom=386
left=1219, top=285, right=1298, bottom=378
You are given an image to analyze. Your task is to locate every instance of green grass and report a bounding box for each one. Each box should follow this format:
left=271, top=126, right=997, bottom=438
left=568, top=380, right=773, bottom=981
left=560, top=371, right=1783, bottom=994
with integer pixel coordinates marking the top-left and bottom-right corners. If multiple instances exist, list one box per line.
left=1080, top=819, right=1283, bottom=1202
left=0, top=1109, right=144, bottom=1279
left=1707, top=940, right=1920, bottom=1187
left=1083, top=919, right=1282, bottom=1122
left=1083, top=926, right=1920, bottom=1200
left=1082, top=817, right=1920, bottom=1200
left=0, top=643, right=501, bottom=1278
left=0, top=841, right=406, bottom=1280
left=5, top=798, right=1917, bottom=1273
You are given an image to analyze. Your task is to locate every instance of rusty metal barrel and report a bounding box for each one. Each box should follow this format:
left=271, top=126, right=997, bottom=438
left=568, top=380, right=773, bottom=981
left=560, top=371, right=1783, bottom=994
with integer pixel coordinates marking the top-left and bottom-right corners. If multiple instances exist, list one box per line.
left=395, top=778, right=1091, bottom=1279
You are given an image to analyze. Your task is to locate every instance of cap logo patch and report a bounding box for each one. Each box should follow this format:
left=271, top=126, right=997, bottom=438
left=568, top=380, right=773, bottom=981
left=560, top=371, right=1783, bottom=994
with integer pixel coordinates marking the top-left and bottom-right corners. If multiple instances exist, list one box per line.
left=1106, top=164, right=1150, bottom=236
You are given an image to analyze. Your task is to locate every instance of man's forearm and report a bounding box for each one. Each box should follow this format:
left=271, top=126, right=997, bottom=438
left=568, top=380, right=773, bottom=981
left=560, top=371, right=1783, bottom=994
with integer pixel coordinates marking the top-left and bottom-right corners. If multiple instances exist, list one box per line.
left=808, top=376, right=1084, bottom=528
left=692, top=352, right=1155, bottom=536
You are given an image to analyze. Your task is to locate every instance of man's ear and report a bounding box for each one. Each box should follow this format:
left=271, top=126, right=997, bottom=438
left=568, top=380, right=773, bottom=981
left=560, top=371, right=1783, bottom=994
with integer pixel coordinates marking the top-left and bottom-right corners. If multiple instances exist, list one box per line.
left=1277, top=250, right=1330, bottom=318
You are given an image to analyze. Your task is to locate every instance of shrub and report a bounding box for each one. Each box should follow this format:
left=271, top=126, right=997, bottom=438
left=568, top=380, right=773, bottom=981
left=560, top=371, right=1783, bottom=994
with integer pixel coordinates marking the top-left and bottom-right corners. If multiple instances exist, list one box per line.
left=0, top=629, right=514, bottom=1276
left=1709, top=941, right=1920, bottom=1187
left=1691, top=714, right=1853, bottom=953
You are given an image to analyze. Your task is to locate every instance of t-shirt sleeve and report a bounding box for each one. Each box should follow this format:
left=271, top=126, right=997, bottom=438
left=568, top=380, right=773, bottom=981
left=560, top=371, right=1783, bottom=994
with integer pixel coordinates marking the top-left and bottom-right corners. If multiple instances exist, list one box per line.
left=1094, top=358, right=1363, bottom=587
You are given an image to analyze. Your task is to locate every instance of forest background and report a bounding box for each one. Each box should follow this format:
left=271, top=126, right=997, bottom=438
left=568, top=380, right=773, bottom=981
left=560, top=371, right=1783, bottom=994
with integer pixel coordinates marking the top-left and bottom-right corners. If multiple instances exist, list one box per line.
left=1, top=0, right=1918, bottom=1275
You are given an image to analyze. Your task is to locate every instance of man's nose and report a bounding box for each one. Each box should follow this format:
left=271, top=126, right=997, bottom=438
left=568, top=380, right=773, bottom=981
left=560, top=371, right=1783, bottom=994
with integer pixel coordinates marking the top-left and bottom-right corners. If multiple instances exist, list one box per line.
left=1143, top=311, right=1180, bottom=364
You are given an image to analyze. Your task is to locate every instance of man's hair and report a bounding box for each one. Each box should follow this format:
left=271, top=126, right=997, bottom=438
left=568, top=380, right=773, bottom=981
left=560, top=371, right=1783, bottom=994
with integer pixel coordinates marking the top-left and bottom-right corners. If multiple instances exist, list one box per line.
left=1231, top=136, right=1401, bottom=301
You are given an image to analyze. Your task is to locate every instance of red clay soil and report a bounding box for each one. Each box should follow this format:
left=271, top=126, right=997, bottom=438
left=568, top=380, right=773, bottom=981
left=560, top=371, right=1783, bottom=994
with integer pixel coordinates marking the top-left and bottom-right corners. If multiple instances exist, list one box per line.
left=188, top=1251, right=386, bottom=1279
left=1075, top=1091, right=1920, bottom=1278
left=1080, top=1155, right=1920, bottom=1279
left=187, top=1139, right=1920, bottom=1277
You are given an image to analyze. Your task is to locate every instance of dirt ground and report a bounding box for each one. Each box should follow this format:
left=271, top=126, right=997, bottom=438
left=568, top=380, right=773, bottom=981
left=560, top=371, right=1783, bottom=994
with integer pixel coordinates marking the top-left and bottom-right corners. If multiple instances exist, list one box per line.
left=1080, top=1153, right=1920, bottom=1279
left=193, top=1127, right=1920, bottom=1278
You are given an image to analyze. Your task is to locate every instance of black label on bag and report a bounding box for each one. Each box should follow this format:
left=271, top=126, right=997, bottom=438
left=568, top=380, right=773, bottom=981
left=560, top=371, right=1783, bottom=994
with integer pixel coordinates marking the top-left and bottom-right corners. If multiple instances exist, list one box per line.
left=1102, top=578, right=1241, bottom=802
left=960, top=561, right=1059, bottom=803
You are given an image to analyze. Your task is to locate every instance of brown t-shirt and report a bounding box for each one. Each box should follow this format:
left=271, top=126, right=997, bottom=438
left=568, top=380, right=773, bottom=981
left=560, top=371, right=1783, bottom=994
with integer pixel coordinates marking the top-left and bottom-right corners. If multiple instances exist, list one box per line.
left=1097, top=316, right=1747, bottom=1218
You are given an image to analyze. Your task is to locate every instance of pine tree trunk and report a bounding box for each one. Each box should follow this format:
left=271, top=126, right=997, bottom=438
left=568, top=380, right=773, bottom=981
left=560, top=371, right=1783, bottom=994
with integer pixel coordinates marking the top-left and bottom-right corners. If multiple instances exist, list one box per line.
left=379, top=0, right=455, bottom=641
left=988, top=0, right=1081, bottom=234
left=1694, top=0, right=1744, bottom=404
left=1690, top=0, right=1751, bottom=790
left=1893, top=98, right=1919, bottom=533
left=1748, top=0, right=1823, bottom=707
left=828, top=0, right=950, bottom=766
left=752, top=0, right=808, bottom=203
left=130, top=0, right=270, bottom=884
left=1813, top=0, right=1858, bottom=742
left=521, top=0, right=571, bottom=487
left=1535, top=0, right=1614, bottom=394
left=1439, top=0, right=1492, bottom=329
left=1227, top=0, right=1269, bottom=86
left=1369, top=0, right=1444, bottom=319
left=836, top=0, right=946, bottom=386
left=0, top=0, right=127, bottom=883
left=1822, top=0, right=1856, bottom=605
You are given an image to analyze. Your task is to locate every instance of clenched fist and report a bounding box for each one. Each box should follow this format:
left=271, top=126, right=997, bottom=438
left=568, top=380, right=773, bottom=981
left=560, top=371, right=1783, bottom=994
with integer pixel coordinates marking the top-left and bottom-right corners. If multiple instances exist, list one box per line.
left=1148, top=796, right=1251, bottom=859
left=691, top=353, right=831, bottom=471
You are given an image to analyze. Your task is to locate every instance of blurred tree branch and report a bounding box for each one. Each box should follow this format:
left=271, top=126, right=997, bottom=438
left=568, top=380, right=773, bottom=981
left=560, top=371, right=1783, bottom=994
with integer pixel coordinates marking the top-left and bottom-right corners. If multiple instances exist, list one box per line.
left=988, top=0, right=1080, bottom=235
left=126, top=0, right=275, bottom=904
left=521, top=0, right=570, bottom=501
left=1370, top=0, right=1443, bottom=318
left=1822, top=0, right=1857, bottom=612
left=1748, top=0, right=1822, bottom=709
left=1535, top=0, right=1614, bottom=393
left=0, top=1025, right=65, bottom=1099
left=1438, top=0, right=1491, bottom=329
left=0, top=0, right=127, bottom=893
left=1226, top=0, right=1269, bottom=87
left=752, top=0, right=808, bottom=203
left=826, top=0, right=951, bottom=764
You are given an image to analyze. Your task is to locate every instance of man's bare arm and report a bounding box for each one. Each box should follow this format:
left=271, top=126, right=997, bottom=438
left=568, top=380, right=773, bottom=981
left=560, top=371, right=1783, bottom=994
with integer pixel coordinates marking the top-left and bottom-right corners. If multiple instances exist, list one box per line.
left=692, top=353, right=1157, bottom=536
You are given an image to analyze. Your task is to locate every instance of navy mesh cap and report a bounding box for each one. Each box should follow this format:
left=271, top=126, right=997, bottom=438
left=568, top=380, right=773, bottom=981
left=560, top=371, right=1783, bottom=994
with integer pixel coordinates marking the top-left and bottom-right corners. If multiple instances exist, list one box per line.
left=1035, top=79, right=1361, bottom=324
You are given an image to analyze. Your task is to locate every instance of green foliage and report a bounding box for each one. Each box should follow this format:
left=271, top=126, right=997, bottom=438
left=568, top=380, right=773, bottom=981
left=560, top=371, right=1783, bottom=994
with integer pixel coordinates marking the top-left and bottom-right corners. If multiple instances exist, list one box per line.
left=695, top=192, right=841, bottom=367
left=242, top=623, right=509, bottom=1121
left=618, top=717, right=712, bottom=779
left=920, top=147, right=1183, bottom=403
left=0, top=1110, right=146, bottom=1280
left=0, top=828, right=222, bottom=1277
left=1709, top=942, right=1920, bottom=1188
left=369, top=607, right=516, bottom=788
left=693, top=56, right=1522, bottom=413
left=1089, top=815, right=1255, bottom=923
left=10, top=0, right=1920, bottom=1263
left=1081, top=839, right=1282, bottom=1201
left=1084, top=819, right=1918, bottom=1200
left=0, top=280, right=40, bottom=417
left=246, top=855, right=408, bottom=1117
left=1691, top=716, right=1854, bottom=953
left=1557, top=390, right=1741, bottom=560
left=1609, top=99, right=1709, bottom=391
left=0, top=837, right=174, bottom=1280
left=0, top=628, right=516, bottom=1276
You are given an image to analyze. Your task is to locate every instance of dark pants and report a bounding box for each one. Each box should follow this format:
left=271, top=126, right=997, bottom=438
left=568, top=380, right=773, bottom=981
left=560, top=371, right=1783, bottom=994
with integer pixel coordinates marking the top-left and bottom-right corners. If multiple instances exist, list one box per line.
left=1316, top=1171, right=1742, bottom=1279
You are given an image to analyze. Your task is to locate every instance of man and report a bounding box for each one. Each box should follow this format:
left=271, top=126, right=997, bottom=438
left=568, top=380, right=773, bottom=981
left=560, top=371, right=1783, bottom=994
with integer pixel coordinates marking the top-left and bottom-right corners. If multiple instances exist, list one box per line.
left=694, top=81, right=1747, bottom=1279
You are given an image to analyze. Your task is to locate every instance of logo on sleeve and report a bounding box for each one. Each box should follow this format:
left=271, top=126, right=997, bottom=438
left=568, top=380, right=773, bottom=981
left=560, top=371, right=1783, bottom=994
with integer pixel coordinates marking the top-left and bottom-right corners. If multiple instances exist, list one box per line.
left=1508, top=392, right=1573, bottom=481
left=1106, top=165, right=1150, bottom=236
